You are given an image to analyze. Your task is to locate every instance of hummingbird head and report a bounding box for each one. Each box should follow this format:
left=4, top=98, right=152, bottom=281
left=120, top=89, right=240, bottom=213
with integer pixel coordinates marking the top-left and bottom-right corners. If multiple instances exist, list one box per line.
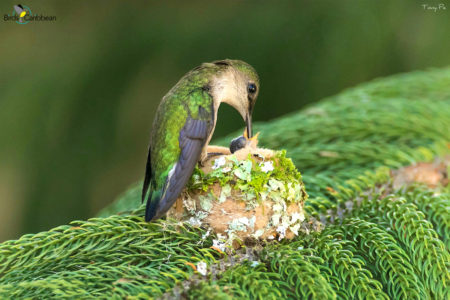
left=209, top=59, right=259, bottom=138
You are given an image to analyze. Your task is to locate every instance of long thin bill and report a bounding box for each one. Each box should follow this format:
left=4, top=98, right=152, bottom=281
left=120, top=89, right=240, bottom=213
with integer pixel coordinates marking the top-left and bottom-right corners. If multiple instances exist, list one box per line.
left=246, top=113, right=252, bottom=138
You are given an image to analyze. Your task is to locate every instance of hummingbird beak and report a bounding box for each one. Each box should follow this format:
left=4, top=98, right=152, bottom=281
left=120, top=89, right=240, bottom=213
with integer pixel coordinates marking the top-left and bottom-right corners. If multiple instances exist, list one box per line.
left=245, top=112, right=252, bottom=138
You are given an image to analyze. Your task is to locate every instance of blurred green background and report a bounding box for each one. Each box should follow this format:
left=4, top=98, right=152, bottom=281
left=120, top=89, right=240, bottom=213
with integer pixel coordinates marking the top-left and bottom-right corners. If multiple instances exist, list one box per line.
left=0, top=1, right=449, bottom=241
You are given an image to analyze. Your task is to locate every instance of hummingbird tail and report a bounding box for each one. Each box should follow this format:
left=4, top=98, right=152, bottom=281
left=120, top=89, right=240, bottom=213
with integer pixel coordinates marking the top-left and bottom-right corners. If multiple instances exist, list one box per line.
left=142, top=146, right=152, bottom=203
left=145, top=189, right=161, bottom=221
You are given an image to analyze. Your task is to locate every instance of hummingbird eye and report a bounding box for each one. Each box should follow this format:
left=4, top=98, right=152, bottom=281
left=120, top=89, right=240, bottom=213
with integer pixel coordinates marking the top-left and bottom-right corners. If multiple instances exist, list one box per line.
left=247, top=83, right=257, bottom=95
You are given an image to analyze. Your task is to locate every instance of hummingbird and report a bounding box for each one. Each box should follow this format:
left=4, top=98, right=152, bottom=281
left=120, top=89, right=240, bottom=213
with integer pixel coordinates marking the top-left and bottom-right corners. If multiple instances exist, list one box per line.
left=14, top=5, right=27, bottom=23
left=142, top=59, right=260, bottom=221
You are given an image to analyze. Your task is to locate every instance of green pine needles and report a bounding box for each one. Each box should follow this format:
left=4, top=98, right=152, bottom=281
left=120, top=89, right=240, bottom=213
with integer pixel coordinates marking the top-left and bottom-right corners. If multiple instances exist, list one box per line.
left=1, top=67, right=449, bottom=299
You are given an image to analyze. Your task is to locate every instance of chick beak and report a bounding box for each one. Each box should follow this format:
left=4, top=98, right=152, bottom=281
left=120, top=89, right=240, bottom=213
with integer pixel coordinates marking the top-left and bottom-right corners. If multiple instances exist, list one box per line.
left=245, top=112, right=252, bottom=138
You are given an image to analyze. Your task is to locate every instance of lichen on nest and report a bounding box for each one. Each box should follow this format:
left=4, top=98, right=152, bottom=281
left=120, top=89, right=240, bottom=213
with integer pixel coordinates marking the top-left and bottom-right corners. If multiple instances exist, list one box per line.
left=167, top=139, right=308, bottom=250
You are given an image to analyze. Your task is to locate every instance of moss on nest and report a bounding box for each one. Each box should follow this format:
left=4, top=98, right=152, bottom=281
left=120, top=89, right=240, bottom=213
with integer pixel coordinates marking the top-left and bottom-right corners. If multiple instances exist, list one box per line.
left=189, top=150, right=305, bottom=200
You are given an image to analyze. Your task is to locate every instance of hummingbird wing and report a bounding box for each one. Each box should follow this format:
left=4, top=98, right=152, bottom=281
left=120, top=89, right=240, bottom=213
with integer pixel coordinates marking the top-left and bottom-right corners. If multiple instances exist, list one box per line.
left=145, top=105, right=212, bottom=221
left=14, top=5, right=24, bottom=15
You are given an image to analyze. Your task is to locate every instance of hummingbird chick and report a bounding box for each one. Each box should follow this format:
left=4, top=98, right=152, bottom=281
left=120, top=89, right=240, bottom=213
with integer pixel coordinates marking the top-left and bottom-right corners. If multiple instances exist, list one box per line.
left=229, top=130, right=260, bottom=153
left=142, top=59, right=260, bottom=221
left=230, top=136, right=247, bottom=153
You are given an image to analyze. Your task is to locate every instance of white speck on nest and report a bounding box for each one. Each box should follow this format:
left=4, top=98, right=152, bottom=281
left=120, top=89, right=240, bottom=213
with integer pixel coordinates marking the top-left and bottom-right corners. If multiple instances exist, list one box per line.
left=260, top=161, right=274, bottom=173
left=260, top=190, right=269, bottom=201
left=290, top=223, right=301, bottom=236
left=291, top=212, right=305, bottom=223
left=222, top=166, right=232, bottom=173
left=202, top=229, right=211, bottom=240
left=246, top=192, right=256, bottom=201
left=234, top=169, right=251, bottom=181
left=183, top=196, right=196, bottom=213
left=187, top=217, right=202, bottom=227
left=269, top=179, right=285, bottom=192
left=251, top=261, right=260, bottom=267
left=219, top=185, right=231, bottom=203
left=212, top=156, right=226, bottom=169
left=238, top=217, right=250, bottom=226
left=197, top=261, right=208, bottom=276
left=249, top=216, right=256, bottom=230
left=272, top=203, right=284, bottom=213
left=277, top=225, right=287, bottom=240
left=281, top=215, right=290, bottom=225
left=228, top=217, right=250, bottom=232
left=196, top=211, right=208, bottom=220
left=253, top=229, right=264, bottom=239
left=199, top=195, right=213, bottom=211
left=241, top=160, right=253, bottom=173
left=212, top=238, right=226, bottom=252
left=286, top=183, right=296, bottom=201
left=271, top=214, right=281, bottom=226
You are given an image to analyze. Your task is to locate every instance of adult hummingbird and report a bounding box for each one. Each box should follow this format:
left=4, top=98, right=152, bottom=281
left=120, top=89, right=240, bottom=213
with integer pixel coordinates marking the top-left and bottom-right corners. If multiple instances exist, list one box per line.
left=142, top=59, right=260, bottom=221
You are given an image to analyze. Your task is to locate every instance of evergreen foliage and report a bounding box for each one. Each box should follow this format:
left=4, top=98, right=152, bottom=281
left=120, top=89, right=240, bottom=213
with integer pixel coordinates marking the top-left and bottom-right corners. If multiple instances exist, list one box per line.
left=300, top=233, right=389, bottom=299
left=354, top=193, right=449, bottom=297
left=0, top=67, right=449, bottom=299
left=328, top=219, right=427, bottom=299
left=400, top=187, right=450, bottom=248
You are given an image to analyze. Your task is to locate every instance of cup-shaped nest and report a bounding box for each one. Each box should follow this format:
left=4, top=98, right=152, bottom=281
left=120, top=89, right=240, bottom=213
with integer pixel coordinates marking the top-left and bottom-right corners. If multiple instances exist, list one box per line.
left=167, top=142, right=308, bottom=249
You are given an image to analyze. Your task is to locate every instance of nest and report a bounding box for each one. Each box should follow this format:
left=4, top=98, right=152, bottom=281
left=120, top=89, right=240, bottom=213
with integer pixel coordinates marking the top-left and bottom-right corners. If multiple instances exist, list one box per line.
left=167, top=138, right=308, bottom=250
